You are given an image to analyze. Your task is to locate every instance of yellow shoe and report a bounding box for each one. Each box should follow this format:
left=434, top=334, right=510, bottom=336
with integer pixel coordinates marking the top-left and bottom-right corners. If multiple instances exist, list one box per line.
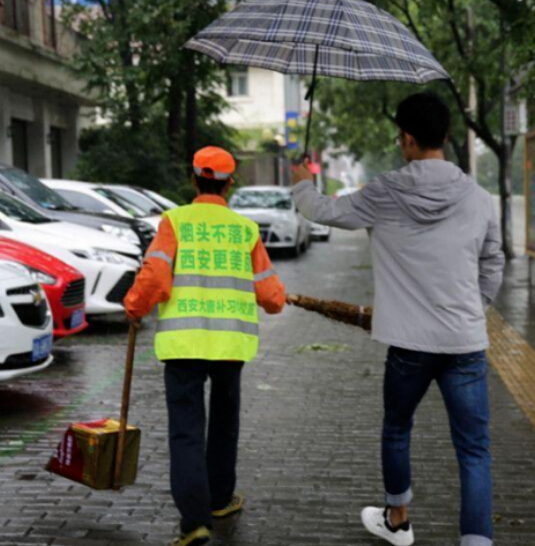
left=211, top=493, right=244, bottom=518
left=170, top=526, right=211, bottom=546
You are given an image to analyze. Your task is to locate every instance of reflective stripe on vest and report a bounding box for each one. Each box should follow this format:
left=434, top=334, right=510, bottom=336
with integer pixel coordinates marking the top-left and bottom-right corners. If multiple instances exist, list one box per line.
left=173, top=274, right=254, bottom=293
left=155, top=203, right=260, bottom=362
left=157, top=317, right=259, bottom=336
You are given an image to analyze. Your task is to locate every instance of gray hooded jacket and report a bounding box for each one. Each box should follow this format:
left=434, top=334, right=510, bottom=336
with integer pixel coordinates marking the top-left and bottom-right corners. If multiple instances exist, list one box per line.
left=293, top=160, right=505, bottom=354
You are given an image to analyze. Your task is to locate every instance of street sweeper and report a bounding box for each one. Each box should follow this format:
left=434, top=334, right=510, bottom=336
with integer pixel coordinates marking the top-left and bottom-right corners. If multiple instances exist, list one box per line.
left=124, top=146, right=285, bottom=546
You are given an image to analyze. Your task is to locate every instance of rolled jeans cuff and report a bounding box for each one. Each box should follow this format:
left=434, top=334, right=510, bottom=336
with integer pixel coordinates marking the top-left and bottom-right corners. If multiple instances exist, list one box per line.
left=460, top=535, right=493, bottom=546
left=385, top=487, right=413, bottom=507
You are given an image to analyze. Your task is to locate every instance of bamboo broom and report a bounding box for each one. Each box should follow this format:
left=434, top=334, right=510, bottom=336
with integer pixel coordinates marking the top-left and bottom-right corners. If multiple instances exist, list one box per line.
left=286, top=294, right=372, bottom=333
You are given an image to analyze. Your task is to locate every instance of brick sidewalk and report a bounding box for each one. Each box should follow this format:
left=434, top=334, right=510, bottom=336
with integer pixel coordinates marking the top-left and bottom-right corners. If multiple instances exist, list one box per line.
left=1, top=229, right=534, bottom=546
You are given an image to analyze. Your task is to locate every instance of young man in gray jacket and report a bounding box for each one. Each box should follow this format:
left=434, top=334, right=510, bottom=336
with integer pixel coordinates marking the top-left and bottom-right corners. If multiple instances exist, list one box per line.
left=292, top=92, right=504, bottom=546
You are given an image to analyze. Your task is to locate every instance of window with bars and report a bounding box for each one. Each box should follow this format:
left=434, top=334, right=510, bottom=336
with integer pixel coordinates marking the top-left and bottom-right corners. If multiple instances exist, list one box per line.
left=227, top=66, right=249, bottom=97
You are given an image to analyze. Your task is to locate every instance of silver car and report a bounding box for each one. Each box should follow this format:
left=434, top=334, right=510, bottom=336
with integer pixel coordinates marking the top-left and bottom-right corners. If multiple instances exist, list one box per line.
left=229, top=186, right=311, bottom=257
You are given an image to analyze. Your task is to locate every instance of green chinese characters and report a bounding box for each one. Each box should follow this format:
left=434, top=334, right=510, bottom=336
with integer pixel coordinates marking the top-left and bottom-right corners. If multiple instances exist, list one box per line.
left=178, top=248, right=252, bottom=274
left=178, top=222, right=255, bottom=246
left=176, top=297, right=256, bottom=317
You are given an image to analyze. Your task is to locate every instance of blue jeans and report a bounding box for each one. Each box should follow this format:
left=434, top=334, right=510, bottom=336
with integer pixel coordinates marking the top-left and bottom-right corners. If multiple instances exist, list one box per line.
left=382, top=347, right=492, bottom=545
left=164, top=360, right=244, bottom=534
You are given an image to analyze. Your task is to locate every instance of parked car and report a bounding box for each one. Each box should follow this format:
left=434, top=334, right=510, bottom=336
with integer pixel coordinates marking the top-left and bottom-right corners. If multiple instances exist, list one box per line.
left=310, top=222, right=331, bottom=242
left=0, top=164, right=154, bottom=252
left=0, top=192, right=140, bottom=315
left=0, top=237, right=88, bottom=338
left=0, top=261, right=54, bottom=381
left=101, top=185, right=164, bottom=215
left=134, top=188, right=179, bottom=210
left=41, top=180, right=161, bottom=231
left=229, top=186, right=311, bottom=257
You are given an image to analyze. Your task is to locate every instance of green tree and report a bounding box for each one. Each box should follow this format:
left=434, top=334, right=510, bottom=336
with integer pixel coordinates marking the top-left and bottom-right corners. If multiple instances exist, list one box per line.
left=314, top=0, right=535, bottom=259
left=61, top=0, right=233, bottom=198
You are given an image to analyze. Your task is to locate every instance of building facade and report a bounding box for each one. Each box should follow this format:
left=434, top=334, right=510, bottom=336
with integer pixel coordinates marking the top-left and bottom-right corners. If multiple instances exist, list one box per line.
left=0, top=0, right=93, bottom=178
left=219, top=66, right=307, bottom=186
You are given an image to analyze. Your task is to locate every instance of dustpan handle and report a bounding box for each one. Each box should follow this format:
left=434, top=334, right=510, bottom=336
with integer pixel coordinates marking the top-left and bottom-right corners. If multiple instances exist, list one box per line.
left=113, top=323, right=137, bottom=490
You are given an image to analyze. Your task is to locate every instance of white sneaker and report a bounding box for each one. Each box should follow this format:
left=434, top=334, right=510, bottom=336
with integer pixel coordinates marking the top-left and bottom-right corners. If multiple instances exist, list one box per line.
left=361, top=507, right=415, bottom=546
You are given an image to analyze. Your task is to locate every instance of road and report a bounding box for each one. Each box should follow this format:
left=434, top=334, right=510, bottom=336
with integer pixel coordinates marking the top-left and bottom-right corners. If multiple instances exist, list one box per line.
left=0, top=229, right=534, bottom=546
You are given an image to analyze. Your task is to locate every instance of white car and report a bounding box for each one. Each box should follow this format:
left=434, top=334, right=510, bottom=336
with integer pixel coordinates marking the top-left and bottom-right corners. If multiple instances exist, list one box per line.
left=136, top=188, right=178, bottom=210
left=0, top=192, right=141, bottom=315
left=310, top=222, right=331, bottom=242
left=0, top=261, right=53, bottom=381
left=100, top=185, right=165, bottom=217
left=41, top=180, right=161, bottom=232
left=229, top=186, right=311, bottom=257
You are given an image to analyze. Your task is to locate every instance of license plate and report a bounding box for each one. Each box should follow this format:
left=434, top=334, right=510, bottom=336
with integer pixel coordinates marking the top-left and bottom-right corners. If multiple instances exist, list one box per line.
left=32, top=334, right=53, bottom=362
left=70, top=309, right=85, bottom=329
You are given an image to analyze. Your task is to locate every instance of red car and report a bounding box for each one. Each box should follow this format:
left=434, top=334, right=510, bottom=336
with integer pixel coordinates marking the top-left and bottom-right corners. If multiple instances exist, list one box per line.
left=0, top=237, right=88, bottom=338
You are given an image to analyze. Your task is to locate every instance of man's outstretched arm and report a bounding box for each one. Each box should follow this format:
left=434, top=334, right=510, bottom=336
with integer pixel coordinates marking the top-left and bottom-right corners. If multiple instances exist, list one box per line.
left=479, top=198, right=505, bottom=309
left=291, top=163, right=378, bottom=230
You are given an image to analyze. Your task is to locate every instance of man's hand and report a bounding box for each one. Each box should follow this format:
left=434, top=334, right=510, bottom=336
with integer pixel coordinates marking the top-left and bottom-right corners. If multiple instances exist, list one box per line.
left=125, top=310, right=142, bottom=329
left=292, top=160, right=312, bottom=186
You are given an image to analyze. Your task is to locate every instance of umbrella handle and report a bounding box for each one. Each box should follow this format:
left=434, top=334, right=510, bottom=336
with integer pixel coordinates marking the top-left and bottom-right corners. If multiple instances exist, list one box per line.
left=304, top=44, right=320, bottom=158
left=113, top=323, right=137, bottom=490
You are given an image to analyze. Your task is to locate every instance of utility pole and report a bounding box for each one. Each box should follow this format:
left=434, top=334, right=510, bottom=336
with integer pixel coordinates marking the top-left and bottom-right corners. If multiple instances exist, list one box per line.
left=467, top=7, right=477, bottom=179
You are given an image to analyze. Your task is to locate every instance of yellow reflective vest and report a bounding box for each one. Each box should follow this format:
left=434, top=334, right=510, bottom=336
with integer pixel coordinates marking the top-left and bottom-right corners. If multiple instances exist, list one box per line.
left=155, top=203, right=260, bottom=362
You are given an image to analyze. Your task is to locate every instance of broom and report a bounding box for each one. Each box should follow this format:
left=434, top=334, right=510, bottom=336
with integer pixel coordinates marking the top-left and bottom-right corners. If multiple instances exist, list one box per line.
left=286, top=294, right=373, bottom=333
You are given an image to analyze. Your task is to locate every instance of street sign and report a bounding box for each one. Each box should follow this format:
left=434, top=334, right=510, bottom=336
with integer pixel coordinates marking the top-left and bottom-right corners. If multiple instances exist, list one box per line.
left=505, top=101, right=528, bottom=136
left=285, top=111, right=300, bottom=151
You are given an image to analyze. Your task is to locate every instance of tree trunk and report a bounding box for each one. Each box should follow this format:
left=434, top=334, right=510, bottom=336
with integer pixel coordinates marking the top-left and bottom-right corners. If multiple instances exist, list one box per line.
left=498, top=141, right=515, bottom=260
left=448, top=134, right=470, bottom=173
left=168, top=76, right=183, bottom=170
left=115, top=0, right=141, bottom=130
left=185, top=54, right=197, bottom=172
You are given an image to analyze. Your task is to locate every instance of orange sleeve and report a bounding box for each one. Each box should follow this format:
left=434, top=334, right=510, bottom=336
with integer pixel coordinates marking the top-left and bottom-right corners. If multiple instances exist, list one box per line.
left=124, top=217, right=177, bottom=320
left=251, top=239, right=285, bottom=314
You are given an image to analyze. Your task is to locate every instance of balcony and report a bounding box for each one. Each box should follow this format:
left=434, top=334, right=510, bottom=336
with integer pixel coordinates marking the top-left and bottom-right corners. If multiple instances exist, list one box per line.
left=0, top=0, right=31, bottom=37
left=0, top=0, right=92, bottom=104
left=0, top=0, right=71, bottom=53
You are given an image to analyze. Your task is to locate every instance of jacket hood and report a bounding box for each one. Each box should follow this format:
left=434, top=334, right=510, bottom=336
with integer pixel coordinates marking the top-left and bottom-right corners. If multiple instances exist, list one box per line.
left=380, top=160, right=476, bottom=224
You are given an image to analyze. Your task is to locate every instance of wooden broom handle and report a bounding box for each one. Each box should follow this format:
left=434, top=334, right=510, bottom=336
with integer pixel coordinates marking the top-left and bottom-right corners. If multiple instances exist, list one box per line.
left=113, top=323, right=137, bottom=490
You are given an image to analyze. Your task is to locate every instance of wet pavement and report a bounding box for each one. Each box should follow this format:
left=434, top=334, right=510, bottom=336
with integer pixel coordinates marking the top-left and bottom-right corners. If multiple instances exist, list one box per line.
left=1, top=229, right=535, bottom=546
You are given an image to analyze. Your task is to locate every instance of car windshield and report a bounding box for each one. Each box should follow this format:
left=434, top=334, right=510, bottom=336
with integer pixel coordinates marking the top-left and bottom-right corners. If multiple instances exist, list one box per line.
left=1, top=169, right=76, bottom=211
left=0, top=192, right=55, bottom=224
left=108, top=187, right=163, bottom=215
left=94, top=188, right=147, bottom=218
left=230, top=191, right=292, bottom=210
left=144, top=190, right=177, bottom=210
left=57, top=189, right=112, bottom=214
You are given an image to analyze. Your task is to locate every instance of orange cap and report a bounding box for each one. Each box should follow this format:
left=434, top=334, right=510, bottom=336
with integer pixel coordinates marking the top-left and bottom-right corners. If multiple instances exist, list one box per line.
left=193, top=146, right=236, bottom=180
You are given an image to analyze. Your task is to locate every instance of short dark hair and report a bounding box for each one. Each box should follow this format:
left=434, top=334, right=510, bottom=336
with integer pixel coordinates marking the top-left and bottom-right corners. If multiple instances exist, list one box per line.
left=395, top=92, right=450, bottom=150
left=194, top=173, right=228, bottom=195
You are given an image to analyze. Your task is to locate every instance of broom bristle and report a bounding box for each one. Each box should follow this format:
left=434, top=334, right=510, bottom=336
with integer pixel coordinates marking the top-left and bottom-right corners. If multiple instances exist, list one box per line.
left=287, top=294, right=372, bottom=332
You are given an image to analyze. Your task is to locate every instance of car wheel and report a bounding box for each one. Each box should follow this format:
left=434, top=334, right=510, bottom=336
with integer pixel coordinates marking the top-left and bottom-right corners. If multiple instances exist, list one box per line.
left=321, top=233, right=330, bottom=242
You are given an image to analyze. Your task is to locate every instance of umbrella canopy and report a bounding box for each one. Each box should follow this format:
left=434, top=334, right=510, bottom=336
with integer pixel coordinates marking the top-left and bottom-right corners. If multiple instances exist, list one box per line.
left=185, top=0, right=449, bottom=84
left=185, top=0, right=450, bottom=153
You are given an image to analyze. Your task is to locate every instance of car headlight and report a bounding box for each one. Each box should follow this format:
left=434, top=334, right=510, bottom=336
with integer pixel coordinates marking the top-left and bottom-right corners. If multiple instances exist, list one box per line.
left=102, top=225, right=141, bottom=245
left=0, top=260, right=57, bottom=285
left=71, top=249, right=126, bottom=264
left=272, top=218, right=297, bottom=232
left=26, top=266, right=57, bottom=285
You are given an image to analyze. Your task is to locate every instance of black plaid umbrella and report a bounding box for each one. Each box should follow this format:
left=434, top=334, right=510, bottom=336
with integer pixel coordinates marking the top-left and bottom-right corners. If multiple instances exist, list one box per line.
left=185, top=0, right=450, bottom=153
